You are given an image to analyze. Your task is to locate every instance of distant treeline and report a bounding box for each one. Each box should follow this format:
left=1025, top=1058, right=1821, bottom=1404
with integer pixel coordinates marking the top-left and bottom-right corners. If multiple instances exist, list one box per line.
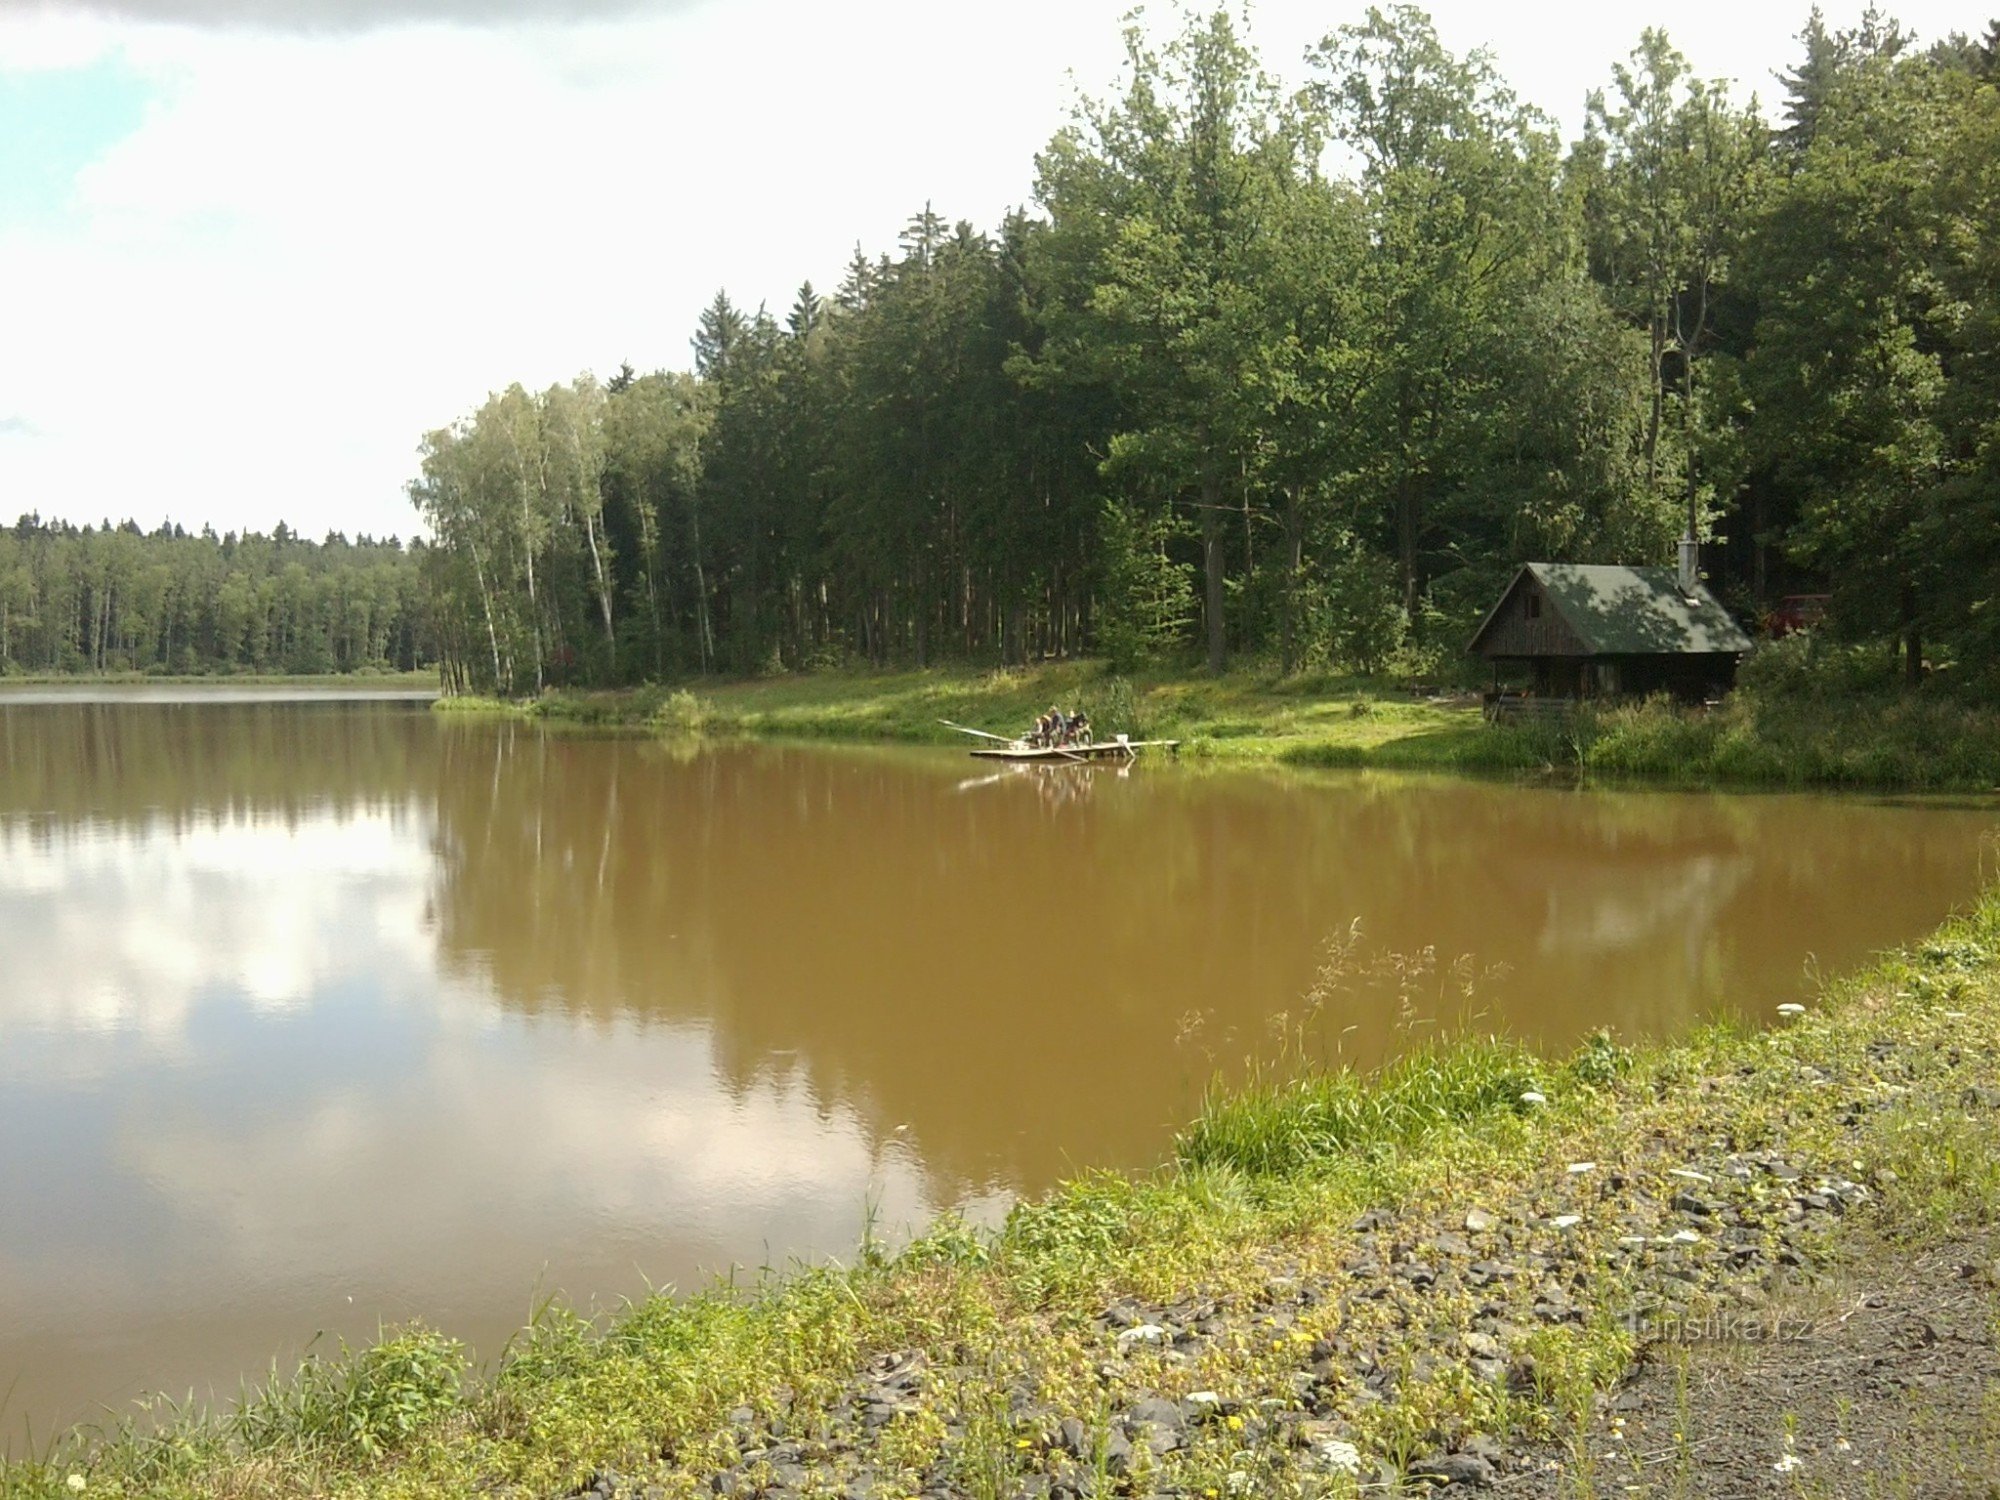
left=412, top=5, right=2000, bottom=695
left=0, top=517, right=430, bottom=676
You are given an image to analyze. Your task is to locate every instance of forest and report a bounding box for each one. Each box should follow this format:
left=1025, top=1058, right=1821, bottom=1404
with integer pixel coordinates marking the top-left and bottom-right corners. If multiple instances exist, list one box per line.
left=0, top=517, right=429, bottom=676
left=401, top=5, right=1992, bottom=696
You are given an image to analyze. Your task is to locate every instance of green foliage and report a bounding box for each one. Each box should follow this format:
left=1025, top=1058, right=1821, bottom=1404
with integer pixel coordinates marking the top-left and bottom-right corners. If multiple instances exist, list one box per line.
left=1467, top=684, right=2000, bottom=790
left=0, top=518, right=428, bottom=677
left=1079, top=673, right=1144, bottom=739
left=402, top=4, right=2000, bottom=708
left=1299, top=535, right=1405, bottom=676
left=232, top=1325, right=464, bottom=1461
left=1095, top=501, right=1195, bottom=668
left=651, top=688, right=713, bottom=735
left=1565, top=1029, right=1631, bottom=1087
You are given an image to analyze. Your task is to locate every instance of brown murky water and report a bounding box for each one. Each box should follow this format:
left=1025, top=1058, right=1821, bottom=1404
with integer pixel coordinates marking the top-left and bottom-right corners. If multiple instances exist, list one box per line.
left=1, top=693, right=1994, bottom=1446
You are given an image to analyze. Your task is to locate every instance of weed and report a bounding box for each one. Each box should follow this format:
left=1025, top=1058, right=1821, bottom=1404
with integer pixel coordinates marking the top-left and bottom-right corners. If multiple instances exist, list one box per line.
left=1863, top=1105, right=2000, bottom=1233
left=231, top=1324, right=464, bottom=1461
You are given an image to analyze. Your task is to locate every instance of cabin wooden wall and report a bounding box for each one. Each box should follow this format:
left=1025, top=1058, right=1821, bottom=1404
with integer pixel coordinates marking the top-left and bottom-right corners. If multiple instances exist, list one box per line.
left=1476, top=574, right=1587, bottom=658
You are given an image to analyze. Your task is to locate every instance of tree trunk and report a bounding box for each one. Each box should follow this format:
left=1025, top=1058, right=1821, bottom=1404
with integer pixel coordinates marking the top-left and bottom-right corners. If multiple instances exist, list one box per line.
left=1902, top=580, right=1922, bottom=688
left=1396, top=470, right=1420, bottom=621
left=582, top=508, right=616, bottom=654
left=689, top=505, right=714, bottom=674
left=468, top=541, right=504, bottom=691
left=1644, top=313, right=1666, bottom=491
left=1281, top=486, right=1304, bottom=675
left=1202, top=468, right=1225, bottom=675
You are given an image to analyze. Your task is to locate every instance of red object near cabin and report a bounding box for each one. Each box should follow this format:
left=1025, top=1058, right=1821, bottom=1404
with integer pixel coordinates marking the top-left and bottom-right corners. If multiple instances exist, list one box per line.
left=1766, top=594, right=1830, bottom=638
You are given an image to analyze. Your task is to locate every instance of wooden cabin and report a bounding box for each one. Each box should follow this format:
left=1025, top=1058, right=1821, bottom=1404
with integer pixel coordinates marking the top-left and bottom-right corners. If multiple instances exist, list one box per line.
left=1468, top=563, right=1753, bottom=702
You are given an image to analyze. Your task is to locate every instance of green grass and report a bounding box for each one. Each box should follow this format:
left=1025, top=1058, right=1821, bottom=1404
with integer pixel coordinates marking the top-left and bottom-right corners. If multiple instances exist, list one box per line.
left=441, top=658, right=2000, bottom=793
left=1176, top=1038, right=1544, bottom=1176
left=12, top=885, right=2000, bottom=1499
left=440, top=662, right=1479, bottom=763
left=1572, top=692, right=2000, bottom=790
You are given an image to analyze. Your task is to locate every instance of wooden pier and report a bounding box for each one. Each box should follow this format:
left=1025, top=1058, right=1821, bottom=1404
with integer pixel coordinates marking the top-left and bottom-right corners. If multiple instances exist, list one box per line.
left=942, top=718, right=1179, bottom=762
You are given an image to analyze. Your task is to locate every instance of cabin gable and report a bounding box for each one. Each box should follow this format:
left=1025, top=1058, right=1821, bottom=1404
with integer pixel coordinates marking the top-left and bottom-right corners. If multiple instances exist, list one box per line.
left=1470, top=570, right=1589, bottom=659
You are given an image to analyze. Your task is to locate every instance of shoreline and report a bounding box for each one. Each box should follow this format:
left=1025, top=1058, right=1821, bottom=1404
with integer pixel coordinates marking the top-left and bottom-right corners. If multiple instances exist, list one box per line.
left=7, top=883, right=1998, bottom=1497
left=433, top=661, right=2000, bottom=795
left=0, top=671, right=437, bottom=689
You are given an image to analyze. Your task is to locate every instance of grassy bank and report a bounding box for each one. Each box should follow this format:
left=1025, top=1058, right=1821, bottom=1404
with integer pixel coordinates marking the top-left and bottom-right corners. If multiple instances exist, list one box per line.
left=9, top=885, right=2000, bottom=1498
left=436, top=660, right=2000, bottom=792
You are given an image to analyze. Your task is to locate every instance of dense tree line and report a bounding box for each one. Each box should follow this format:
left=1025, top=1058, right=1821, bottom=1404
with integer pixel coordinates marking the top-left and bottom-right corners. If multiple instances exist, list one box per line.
left=0, top=516, right=430, bottom=676
left=413, top=5, right=2000, bottom=694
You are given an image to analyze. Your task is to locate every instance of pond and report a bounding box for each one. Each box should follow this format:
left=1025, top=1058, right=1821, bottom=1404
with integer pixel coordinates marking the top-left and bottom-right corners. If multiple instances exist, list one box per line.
left=0, top=693, right=1993, bottom=1445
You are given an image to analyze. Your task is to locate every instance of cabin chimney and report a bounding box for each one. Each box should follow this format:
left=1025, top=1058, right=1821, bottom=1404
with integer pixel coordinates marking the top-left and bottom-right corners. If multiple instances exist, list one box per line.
left=1678, top=536, right=1700, bottom=597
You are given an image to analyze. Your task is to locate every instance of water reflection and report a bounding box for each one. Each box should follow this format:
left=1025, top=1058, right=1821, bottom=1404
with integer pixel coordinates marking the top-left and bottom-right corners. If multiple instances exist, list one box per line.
left=0, top=700, right=1993, bottom=1446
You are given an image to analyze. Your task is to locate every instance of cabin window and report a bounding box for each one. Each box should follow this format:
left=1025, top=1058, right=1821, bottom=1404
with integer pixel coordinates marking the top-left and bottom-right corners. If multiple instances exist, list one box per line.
left=1526, top=593, right=1542, bottom=620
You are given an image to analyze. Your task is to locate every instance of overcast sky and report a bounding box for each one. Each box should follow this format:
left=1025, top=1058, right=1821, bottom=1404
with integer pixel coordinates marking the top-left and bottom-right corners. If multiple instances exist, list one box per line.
left=0, top=0, right=1986, bottom=541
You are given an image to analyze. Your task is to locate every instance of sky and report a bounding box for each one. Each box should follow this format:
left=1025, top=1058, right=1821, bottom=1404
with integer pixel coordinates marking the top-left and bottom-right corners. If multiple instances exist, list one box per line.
left=0, top=0, right=1987, bottom=542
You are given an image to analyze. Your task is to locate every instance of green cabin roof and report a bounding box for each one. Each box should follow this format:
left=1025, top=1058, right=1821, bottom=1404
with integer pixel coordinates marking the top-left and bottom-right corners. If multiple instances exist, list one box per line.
left=1472, top=563, right=1754, bottom=657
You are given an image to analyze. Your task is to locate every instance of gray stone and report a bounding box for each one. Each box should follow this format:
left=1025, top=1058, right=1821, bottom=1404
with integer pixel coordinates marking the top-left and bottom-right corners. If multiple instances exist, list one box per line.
left=1102, top=1428, right=1135, bottom=1476
left=1409, top=1451, right=1496, bottom=1487
left=1464, top=1208, right=1499, bottom=1234
left=1126, top=1397, right=1185, bottom=1433
left=1181, top=1391, right=1228, bottom=1424
left=1100, top=1298, right=1144, bottom=1329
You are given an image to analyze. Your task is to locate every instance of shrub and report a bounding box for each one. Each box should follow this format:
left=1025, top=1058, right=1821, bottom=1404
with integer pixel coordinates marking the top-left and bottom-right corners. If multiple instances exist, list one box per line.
left=653, top=688, right=711, bottom=734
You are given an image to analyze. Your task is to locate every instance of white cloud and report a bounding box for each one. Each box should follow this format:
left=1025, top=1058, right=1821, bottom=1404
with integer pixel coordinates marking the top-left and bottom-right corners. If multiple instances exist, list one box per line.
left=0, top=804, right=434, bottom=1045
left=0, top=1, right=1979, bottom=540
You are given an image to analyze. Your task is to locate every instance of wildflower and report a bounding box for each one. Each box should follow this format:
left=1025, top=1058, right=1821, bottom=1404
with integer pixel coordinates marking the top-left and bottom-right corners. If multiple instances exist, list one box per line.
left=1773, top=1453, right=1804, bottom=1474
left=1226, top=1414, right=1245, bottom=1432
left=1317, top=1438, right=1363, bottom=1474
left=66, top=1478, right=87, bottom=1495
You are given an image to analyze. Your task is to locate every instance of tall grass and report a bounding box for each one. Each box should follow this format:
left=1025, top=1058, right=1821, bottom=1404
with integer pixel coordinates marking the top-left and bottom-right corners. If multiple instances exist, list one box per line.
left=230, top=1325, right=465, bottom=1461
left=1570, top=692, right=2000, bottom=790
left=1176, top=1038, right=1542, bottom=1175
